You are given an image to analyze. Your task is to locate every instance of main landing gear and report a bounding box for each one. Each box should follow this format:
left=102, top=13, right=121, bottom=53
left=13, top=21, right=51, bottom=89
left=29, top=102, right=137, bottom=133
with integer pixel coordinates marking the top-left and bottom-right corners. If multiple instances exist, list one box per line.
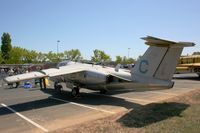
left=54, top=82, right=63, bottom=93
left=71, top=86, right=80, bottom=97
left=54, top=82, right=80, bottom=97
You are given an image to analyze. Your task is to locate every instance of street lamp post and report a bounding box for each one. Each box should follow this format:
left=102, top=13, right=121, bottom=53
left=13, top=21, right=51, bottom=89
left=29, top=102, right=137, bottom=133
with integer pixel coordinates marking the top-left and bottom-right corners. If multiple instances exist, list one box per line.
left=128, top=48, right=130, bottom=59
left=57, top=40, right=60, bottom=54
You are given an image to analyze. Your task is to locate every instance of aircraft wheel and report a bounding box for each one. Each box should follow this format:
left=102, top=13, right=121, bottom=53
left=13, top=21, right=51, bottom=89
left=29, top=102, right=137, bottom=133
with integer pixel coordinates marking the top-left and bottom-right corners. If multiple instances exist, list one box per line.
left=71, top=87, right=80, bottom=97
left=198, top=73, right=200, bottom=78
left=57, top=85, right=63, bottom=93
left=13, top=82, right=20, bottom=88
left=54, top=82, right=62, bottom=93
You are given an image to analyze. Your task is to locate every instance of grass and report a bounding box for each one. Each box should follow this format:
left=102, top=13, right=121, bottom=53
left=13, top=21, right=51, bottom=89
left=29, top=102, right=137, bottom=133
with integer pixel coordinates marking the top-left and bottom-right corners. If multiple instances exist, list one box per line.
left=52, top=89, right=200, bottom=133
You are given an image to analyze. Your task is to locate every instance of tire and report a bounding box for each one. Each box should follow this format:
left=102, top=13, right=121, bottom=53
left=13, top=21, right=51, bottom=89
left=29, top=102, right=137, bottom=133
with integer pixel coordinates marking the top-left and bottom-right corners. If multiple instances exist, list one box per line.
left=54, top=82, right=62, bottom=93
left=56, top=85, right=63, bottom=93
left=71, top=87, right=79, bottom=97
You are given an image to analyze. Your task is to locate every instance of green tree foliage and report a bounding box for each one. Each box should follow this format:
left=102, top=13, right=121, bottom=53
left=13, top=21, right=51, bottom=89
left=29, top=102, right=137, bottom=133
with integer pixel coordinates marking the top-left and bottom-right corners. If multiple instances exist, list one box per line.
left=115, top=55, right=123, bottom=64
left=5, top=47, right=38, bottom=64
left=46, top=51, right=59, bottom=62
left=36, top=52, right=47, bottom=63
left=64, top=49, right=82, bottom=61
left=114, top=55, right=137, bottom=65
left=29, top=50, right=39, bottom=63
left=126, top=57, right=136, bottom=64
left=57, top=52, right=65, bottom=61
left=91, top=49, right=111, bottom=62
left=0, top=34, right=139, bottom=65
left=0, top=51, right=3, bottom=63
left=115, top=56, right=136, bottom=64
left=6, top=47, right=24, bottom=64
left=1, top=33, right=12, bottom=60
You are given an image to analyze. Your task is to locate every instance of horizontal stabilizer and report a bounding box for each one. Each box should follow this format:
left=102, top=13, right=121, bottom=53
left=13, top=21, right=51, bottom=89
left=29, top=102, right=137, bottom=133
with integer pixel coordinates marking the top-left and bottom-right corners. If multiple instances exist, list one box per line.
left=142, top=36, right=195, bottom=47
left=132, top=36, right=195, bottom=88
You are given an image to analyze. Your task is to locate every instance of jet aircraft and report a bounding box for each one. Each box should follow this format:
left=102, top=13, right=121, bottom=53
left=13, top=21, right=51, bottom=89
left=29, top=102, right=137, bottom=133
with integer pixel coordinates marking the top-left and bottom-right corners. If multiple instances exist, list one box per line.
left=4, top=36, right=195, bottom=97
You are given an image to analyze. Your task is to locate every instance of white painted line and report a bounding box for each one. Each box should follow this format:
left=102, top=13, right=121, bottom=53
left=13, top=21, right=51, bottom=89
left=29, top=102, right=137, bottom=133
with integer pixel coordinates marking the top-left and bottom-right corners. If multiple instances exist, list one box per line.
left=174, top=87, right=195, bottom=90
left=111, top=95, right=156, bottom=103
left=149, top=91, right=179, bottom=96
left=1, top=103, right=48, bottom=132
left=50, top=97, right=115, bottom=114
left=87, top=92, right=156, bottom=103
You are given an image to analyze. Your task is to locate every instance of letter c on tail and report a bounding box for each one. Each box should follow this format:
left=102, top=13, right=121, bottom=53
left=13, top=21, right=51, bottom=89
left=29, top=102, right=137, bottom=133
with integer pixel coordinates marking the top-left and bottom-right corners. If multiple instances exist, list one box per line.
left=139, top=60, right=149, bottom=74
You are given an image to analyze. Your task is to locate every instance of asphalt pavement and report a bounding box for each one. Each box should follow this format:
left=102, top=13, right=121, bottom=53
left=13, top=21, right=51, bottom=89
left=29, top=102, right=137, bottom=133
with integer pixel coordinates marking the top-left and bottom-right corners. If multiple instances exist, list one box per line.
left=0, top=73, right=199, bottom=133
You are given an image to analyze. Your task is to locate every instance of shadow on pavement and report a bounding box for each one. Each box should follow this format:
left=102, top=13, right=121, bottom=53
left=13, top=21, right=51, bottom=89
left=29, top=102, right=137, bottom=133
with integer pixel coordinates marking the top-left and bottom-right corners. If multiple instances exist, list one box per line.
left=117, top=102, right=189, bottom=127
left=0, top=88, right=189, bottom=127
left=173, top=74, right=200, bottom=81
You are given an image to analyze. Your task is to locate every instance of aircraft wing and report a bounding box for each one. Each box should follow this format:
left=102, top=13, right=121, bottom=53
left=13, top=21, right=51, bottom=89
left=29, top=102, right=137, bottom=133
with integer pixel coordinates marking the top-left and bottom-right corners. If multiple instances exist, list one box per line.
left=109, top=73, right=132, bottom=82
left=4, top=65, right=87, bottom=84
left=4, top=64, right=132, bottom=84
left=42, top=66, right=86, bottom=77
left=4, top=71, right=47, bottom=83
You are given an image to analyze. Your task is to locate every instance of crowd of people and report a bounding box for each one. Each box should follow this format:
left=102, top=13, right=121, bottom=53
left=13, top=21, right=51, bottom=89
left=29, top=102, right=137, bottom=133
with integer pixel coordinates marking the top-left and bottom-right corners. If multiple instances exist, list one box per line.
left=0, top=67, right=28, bottom=79
left=0, top=65, right=49, bottom=89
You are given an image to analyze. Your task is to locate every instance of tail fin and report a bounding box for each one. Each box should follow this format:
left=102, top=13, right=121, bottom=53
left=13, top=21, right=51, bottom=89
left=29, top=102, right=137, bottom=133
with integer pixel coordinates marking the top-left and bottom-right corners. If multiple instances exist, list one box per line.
left=131, top=36, right=195, bottom=87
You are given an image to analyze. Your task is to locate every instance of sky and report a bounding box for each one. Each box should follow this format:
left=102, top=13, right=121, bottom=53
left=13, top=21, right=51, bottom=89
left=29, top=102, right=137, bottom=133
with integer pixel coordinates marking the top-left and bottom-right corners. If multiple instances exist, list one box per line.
left=0, top=0, right=200, bottom=60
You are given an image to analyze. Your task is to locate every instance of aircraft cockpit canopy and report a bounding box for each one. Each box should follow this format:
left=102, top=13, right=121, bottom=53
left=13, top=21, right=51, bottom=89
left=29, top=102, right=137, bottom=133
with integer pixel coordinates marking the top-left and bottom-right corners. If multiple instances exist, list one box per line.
left=57, top=60, right=76, bottom=68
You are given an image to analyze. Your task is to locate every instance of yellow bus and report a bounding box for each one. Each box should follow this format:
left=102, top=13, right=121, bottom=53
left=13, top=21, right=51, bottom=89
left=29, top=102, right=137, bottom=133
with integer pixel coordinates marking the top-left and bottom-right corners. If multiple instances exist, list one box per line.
left=176, top=55, right=200, bottom=77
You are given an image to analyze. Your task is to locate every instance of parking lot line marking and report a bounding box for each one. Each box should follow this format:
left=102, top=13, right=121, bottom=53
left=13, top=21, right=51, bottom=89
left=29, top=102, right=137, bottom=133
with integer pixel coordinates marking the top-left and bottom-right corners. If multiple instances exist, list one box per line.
left=87, top=92, right=156, bottom=103
left=1, top=103, right=49, bottom=132
left=110, top=95, right=156, bottom=103
left=149, top=91, right=179, bottom=96
left=50, top=97, right=115, bottom=114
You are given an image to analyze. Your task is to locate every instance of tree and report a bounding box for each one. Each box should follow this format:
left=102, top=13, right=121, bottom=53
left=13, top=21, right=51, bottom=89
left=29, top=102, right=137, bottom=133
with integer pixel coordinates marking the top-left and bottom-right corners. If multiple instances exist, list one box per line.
left=29, top=50, right=39, bottom=63
left=118, top=56, right=136, bottom=64
left=6, top=47, right=40, bottom=64
left=127, top=57, right=136, bottom=64
left=91, top=49, right=111, bottom=62
left=0, top=51, right=3, bottom=63
left=64, top=49, right=82, bottom=61
left=37, top=52, right=47, bottom=63
left=115, top=55, right=123, bottom=64
left=6, top=46, right=24, bottom=64
left=57, top=52, right=65, bottom=61
left=46, top=51, right=59, bottom=62
left=122, top=56, right=127, bottom=64
left=1, top=33, right=12, bottom=60
left=22, top=49, right=39, bottom=63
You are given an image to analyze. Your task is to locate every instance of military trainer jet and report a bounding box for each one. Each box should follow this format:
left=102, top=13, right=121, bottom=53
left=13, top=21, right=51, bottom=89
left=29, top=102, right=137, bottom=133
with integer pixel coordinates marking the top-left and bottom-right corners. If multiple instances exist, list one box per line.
left=4, top=36, right=195, bottom=97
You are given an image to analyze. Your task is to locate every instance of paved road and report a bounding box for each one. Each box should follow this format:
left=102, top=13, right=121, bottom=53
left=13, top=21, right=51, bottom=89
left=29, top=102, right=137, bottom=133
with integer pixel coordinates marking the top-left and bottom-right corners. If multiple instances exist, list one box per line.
left=0, top=73, right=199, bottom=133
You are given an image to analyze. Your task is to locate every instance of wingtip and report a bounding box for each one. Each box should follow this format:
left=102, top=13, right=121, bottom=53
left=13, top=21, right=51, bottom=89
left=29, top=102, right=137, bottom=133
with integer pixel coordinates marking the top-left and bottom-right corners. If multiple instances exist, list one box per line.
left=141, top=35, right=159, bottom=40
